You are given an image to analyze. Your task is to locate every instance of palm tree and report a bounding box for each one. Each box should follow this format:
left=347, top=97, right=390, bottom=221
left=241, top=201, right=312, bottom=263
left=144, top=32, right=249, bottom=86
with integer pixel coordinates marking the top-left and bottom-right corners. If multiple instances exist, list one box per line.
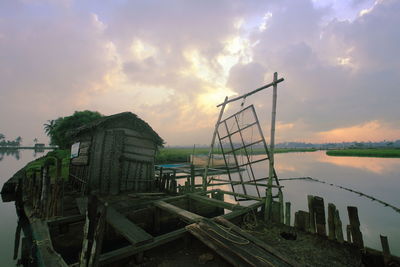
left=33, top=138, right=38, bottom=144
left=43, top=120, right=55, bottom=136
left=15, top=136, right=22, bottom=146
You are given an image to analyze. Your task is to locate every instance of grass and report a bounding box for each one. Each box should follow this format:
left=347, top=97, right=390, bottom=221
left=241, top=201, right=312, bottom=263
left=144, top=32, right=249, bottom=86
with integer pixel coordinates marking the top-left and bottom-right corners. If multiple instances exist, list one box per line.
left=155, top=147, right=317, bottom=163
left=326, top=148, right=400, bottom=158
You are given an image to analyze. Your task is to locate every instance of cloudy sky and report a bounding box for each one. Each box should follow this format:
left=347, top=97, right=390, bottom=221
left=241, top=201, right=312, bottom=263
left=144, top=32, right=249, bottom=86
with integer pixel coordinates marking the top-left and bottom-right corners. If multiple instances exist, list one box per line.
left=0, top=0, right=399, bottom=146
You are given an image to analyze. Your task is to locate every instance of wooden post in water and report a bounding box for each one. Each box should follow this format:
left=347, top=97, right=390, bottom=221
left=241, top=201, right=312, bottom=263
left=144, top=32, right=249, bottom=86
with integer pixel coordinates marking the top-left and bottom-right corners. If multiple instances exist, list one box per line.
left=203, top=96, right=228, bottom=191
left=308, top=195, right=316, bottom=233
left=278, top=190, right=284, bottom=224
left=285, top=202, right=291, bottom=226
left=294, top=211, right=309, bottom=231
left=380, top=235, right=391, bottom=265
left=328, top=203, right=336, bottom=240
left=347, top=206, right=364, bottom=248
left=313, top=196, right=326, bottom=236
left=266, top=72, right=278, bottom=222
left=346, top=225, right=352, bottom=243
left=334, top=209, right=344, bottom=243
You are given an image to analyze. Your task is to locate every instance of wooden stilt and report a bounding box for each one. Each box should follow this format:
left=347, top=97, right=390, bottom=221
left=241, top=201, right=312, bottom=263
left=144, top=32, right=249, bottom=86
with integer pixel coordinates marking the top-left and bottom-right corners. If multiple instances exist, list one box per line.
left=203, top=96, right=229, bottom=191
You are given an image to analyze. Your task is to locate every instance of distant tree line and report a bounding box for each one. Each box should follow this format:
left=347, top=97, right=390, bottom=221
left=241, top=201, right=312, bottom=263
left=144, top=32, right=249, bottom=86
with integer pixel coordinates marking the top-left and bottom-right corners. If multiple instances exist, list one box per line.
left=0, top=134, right=22, bottom=147
left=44, top=110, right=103, bottom=149
left=275, top=140, right=400, bottom=149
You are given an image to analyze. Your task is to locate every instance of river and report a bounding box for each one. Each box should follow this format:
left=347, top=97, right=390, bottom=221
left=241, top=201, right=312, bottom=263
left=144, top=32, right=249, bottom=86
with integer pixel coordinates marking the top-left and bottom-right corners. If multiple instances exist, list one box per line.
left=0, top=150, right=399, bottom=265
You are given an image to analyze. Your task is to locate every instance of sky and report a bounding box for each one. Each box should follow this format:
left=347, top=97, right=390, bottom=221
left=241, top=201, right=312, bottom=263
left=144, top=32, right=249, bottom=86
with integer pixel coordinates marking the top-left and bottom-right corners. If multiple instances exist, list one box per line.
left=0, top=0, right=399, bottom=146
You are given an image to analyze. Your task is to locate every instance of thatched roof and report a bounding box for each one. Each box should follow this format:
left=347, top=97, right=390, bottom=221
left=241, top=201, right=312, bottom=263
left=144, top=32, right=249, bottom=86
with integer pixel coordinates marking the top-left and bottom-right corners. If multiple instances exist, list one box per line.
left=69, top=112, right=164, bottom=146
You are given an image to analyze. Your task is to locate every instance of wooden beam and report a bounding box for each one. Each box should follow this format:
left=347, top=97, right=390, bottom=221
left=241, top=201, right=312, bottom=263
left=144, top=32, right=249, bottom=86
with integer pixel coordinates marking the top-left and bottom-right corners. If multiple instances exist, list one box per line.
left=222, top=200, right=264, bottom=220
left=106, top=206, right=153, bottom=246
left=216, top=77, right=284, bottom=107
left=347, top=206, right=364, bottom=248
left=154, top=200, right=204, bottom=223
left=47, top=214, right=85, bottom=227
left=218, top=189, right=263, bottom=201
left=99, top=228, right=187, bottom=266
left=187, top=193, right=243, bottom=211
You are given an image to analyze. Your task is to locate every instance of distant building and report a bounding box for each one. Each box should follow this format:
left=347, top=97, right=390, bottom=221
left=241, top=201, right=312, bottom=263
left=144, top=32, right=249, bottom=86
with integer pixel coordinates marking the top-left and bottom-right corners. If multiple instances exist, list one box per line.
left=34, top=143, right=45, bottom=149
left=68, top=112, right=164, bottom=195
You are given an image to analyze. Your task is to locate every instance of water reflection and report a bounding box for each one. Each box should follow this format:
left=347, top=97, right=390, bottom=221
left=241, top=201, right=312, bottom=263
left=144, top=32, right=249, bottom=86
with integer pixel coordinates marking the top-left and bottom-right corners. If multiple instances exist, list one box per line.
left=0, top=148, right=46, bottom=161
left=318, top=154, right=399, bottom=174
left=0, top=149, right=20, bottom=161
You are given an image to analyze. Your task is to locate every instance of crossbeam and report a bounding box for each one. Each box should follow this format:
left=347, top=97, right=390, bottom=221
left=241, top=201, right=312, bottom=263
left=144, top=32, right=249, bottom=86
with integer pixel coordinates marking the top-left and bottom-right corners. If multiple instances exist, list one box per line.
left=217, top=77, right=284, bottom=107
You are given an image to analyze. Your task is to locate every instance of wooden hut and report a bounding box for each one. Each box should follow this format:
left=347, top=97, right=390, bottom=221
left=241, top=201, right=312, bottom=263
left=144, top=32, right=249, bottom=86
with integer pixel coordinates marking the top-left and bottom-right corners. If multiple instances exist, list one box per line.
left=68, top=112, right=163, bottom=195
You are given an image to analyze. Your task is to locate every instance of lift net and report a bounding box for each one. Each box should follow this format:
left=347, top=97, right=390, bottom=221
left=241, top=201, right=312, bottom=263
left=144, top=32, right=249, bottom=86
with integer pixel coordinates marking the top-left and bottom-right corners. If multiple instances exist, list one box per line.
left=210, top=104, right=280, bottom=200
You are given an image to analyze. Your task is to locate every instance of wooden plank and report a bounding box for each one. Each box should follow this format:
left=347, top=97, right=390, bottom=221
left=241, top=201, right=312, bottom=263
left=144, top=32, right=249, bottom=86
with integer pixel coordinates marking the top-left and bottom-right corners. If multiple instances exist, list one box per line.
left=79, top=146, right=90, bottom=155
left=47, top=214, right=85, bottom=227
left=124, top=145, right=155, bottom=157
left=106, top=206, right=153, bottom=245
left=122, top=153, right=153, bottom=163
left=154, top=200, right=204, bottom=223
left=222, top=200, right=264, bottom=220
left=125, top=136, right=155, bottom=149
left=99, top=228, right=187, bottom=266
left=88, top=131, right=105, bottom=191
left=109, top=130, right=124, bottom=195
left=188, top=193, right=243, bottom=211
left=71, top=156, right=89, bottom=166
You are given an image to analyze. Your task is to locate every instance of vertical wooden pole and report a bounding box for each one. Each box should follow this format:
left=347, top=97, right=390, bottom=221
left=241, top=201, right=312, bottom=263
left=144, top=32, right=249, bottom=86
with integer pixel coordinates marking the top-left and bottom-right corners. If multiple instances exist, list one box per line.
left=334, top=209, right=344, bottom=243
left=285, top=202, right=291, bottom=226
left=266, top=72, right=278, bottom=222
left=190, top=164, right=195, bottom=192
left=347, top=206, right=364, bottom=248
left=203, top=96, right=228, bottom=191
left=328, top=203, right=336, bottom=240
left=380, top=235, right=391, bottom=265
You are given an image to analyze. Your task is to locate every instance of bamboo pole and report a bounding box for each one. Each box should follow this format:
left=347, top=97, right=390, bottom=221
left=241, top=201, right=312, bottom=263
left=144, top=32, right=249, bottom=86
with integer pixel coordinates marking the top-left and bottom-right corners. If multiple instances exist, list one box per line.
left=203, top=96, right=228, bottom=191
left=266, top=72, right=278, bottom=221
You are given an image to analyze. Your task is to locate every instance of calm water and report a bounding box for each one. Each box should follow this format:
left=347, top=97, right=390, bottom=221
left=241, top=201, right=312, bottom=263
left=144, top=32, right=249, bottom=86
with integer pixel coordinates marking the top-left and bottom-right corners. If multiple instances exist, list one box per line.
left=0, top=150, right=399, bottom=265
left=210, top=151, right=400, bottom=256
left=0, top=149, right=45, bottom=266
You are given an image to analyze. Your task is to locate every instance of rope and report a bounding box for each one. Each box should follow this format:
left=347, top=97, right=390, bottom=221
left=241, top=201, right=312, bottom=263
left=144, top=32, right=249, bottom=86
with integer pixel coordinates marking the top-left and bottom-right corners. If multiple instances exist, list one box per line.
left=207, top=221, right=250, bottom=245
left=280, top=177, right=400, bottom=214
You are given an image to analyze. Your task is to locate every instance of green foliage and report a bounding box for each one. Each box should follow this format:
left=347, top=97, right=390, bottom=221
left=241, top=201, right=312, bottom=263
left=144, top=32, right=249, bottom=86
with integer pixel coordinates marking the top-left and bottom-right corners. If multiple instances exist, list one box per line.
left=326, top=148, right=400, bottom=158
left=155, top=147, right=317, bottom=163
left=45, top=110, right=103, bottom=149
left=25, top=149, right=70, bottom=180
